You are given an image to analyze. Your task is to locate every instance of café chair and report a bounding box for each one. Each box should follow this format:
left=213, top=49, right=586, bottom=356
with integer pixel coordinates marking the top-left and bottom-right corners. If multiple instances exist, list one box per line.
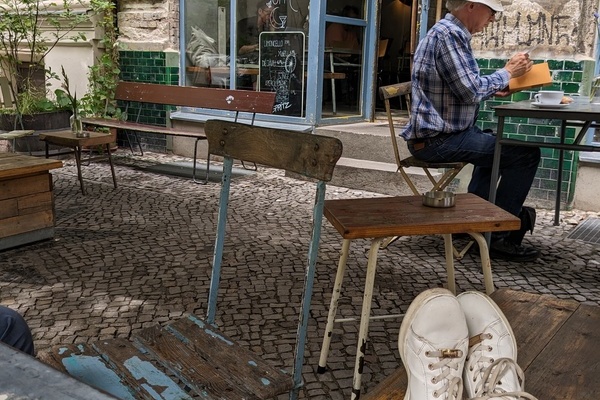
left=379, top=81, right=470, bottom=256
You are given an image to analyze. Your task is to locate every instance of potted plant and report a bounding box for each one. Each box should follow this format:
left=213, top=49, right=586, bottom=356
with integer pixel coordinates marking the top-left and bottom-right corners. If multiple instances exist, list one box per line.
left=0, top=0, right=89, bottom=130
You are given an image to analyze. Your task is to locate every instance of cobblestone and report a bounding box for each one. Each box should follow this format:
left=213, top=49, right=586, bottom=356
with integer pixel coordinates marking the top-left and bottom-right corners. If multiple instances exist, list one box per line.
left=0, top=149, right=599, bottom=398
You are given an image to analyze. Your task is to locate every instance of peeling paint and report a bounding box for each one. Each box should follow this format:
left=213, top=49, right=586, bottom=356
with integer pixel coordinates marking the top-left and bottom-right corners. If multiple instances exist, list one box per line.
left=124, top=356, right=193, bottom=399
left=62, top=355, right=135, bottom=400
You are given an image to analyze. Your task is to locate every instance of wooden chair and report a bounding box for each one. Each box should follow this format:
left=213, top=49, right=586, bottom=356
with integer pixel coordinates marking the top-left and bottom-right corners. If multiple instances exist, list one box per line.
left=40, top=120, right=343, bottom=400
left=379, top=82, right=471, bottom=255
left=204, top=120, right=343, bottom=398
left=0, top=77, right=34, bottom=153
left=379, top=81, right=466, bottom=195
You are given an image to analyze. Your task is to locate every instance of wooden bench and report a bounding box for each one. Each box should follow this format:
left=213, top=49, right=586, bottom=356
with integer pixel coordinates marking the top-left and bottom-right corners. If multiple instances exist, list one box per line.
left=362, top=288, right=600, bottom=400
left=81, top=81, right=276, bottom=183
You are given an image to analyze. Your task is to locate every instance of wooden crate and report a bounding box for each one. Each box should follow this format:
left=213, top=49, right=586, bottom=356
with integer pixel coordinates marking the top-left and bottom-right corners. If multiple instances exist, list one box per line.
left=0, top=154, right=62, bottom=250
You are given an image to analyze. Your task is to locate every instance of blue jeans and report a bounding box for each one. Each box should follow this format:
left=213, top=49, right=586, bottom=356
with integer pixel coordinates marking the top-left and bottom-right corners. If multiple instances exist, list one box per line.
left=0, top=306, right=35, bottom=355
left=407, top=126, right=540, bottom=233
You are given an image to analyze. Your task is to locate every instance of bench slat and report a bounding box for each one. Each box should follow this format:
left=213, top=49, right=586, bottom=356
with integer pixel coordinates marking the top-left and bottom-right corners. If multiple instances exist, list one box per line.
left=115, top=82, right=276, bottom=114
left=134, top=315, right=293, bottom=400
left=81, top=118, right=207, bottom=139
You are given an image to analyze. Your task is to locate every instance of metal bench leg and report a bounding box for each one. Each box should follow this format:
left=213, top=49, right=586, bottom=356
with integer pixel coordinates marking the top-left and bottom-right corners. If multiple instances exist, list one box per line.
left=317, top=238, right=352, bottom=373
left=192, top=138, right=208, bottom=185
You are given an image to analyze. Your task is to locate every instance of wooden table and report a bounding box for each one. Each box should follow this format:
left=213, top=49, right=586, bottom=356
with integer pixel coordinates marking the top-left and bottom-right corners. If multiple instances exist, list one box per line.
left=0, top=153, right=62, bottom=250
left=317, top=193, right=520, bottom=399
left=0, top=342, right=117, bottom=399
left=39, top=130, right=117, bottom=195
left=491, top=100, right=600, bottom=225
left=363, top=288, right=600, bottom=400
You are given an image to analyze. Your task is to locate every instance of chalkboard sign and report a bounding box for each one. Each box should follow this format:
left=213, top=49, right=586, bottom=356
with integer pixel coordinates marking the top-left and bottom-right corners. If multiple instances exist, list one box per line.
left=258, top=31, right=305, bottom=117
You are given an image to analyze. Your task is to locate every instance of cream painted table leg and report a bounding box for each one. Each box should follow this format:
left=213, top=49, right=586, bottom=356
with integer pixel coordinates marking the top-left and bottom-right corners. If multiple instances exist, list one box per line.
left=318, top=238, right=352, bottom=372
left=468, top=232, right=494, bottom=294
left=351, top=237, right=384, bottom=400
left=442, top=234, right=456, bottom=294
left=443, top=233, right=494, bottom=295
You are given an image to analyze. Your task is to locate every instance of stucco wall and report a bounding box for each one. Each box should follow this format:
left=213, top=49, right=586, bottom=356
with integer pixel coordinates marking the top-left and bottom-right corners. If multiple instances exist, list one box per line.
left=472, top=0, right=595, bottom=61
left=118, top=0, right=179, bottom=51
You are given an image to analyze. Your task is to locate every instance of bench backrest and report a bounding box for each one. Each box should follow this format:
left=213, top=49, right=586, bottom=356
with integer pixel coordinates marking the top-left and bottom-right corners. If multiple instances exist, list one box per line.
left=115, top=81, right=276, bottom=114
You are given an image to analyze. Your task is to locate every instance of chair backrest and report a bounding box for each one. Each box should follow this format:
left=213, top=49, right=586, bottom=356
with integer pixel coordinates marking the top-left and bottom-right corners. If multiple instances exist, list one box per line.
left=205, top=120, right=343, bottom=181
left=379, top=81, right=412, bottom=168
left=378, top=39, right=389, bottom=59
left=0, top=77, right=15, bottom=109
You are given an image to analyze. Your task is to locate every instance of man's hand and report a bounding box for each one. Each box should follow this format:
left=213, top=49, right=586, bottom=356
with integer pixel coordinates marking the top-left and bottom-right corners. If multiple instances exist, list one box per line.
left=494, top=87, right=514, bottom=97
left=504, top=53, right=533, bottom=79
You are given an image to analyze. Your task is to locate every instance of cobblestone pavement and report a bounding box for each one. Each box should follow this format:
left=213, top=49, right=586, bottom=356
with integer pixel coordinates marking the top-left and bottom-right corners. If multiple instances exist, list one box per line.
left=1, top=149, right=599, bottom=399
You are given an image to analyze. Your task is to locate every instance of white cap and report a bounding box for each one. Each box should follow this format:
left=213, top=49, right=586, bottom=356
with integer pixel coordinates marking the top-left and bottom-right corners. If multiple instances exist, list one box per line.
left=468, top=0, right=503, bottom=12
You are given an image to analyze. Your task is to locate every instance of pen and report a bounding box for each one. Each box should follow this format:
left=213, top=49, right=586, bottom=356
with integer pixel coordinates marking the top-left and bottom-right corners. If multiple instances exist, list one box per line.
left=525, top=45, right=538, bottom=56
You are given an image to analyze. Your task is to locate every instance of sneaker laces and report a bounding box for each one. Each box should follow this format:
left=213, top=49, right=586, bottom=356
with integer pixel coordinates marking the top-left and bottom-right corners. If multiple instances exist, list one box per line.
left=467, top=333, right=538, bottom=400
left=425, top=348, right=464, bottom=399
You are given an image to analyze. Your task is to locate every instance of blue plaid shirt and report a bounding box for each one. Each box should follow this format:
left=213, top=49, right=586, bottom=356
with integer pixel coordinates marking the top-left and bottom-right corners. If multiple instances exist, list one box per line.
left=401, top=14, right=510, bottom=140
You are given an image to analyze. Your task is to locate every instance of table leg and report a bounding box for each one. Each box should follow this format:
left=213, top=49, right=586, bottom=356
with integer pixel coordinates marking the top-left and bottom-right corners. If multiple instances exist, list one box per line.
left=487, top=116, right=505, bottom=245
left=468, top=232, right=494, bottom=294
left=106, top=143, right=117, bottom=189
left=351, top=237, right=384, bottom=400
left=554, top=121, right=567, bottom=226
left=317, top=239, right=352, bottom=373
left=74, top=145, right=85, bottom=195
left=45, top=141, right=49, bottom=159
left=442, top=234, right=456, bottom=294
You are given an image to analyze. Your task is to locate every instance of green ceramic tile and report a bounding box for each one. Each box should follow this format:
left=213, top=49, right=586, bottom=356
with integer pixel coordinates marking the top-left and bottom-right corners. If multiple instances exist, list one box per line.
left=547, top=60, right=564, bottom=70
left=489, top=58, right=505, bottom=68
left=564, top=60, right=583, bottom=71
left=554, top=71, right=573, bottom=82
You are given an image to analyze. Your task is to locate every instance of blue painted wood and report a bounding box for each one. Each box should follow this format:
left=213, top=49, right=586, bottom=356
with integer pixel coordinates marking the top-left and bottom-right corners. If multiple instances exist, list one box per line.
left=56, top=344, right=136, bottom=400
left=93, top=338, right=193, bottom=400
left=206, top=156, right=233, bottom=324
left=290, top=180, right=327, bottom=400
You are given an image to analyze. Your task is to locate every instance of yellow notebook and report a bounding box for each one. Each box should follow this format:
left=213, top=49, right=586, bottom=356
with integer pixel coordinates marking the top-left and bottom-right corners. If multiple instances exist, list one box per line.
left=508, top=62, right=552, bottom=91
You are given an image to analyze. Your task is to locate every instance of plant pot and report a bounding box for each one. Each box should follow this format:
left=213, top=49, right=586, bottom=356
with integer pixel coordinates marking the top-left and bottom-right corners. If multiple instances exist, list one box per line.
left=0, top=110, right=71, bottom=131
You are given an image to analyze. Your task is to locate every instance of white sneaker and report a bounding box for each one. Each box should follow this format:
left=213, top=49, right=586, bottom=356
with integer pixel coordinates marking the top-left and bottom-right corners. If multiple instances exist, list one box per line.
left=457, top=291, right=538, bottom=400
left=399, top=288, right=468, bottom=399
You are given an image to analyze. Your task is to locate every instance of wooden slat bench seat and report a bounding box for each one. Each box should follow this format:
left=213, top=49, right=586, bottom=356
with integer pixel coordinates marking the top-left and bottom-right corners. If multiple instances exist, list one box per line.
left=39, top=314, right=294, bottom=400
left=362, top=288, right=600, bottom=400
left=81, top=81, right=276, bottom=183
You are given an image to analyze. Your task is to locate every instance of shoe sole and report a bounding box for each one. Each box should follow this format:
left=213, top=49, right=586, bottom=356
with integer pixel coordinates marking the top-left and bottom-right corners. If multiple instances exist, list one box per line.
left=456, top=291, right=517, bottom=361
left=398, top=288, right=455, bottom=400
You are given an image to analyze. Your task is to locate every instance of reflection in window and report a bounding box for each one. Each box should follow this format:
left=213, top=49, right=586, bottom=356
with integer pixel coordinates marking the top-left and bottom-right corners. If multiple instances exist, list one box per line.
left=183, top=0, right=309, bottom=94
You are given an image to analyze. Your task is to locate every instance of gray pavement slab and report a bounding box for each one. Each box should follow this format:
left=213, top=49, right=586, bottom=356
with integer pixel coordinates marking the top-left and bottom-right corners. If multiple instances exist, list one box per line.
left=1, top=149, right=599, bottom=399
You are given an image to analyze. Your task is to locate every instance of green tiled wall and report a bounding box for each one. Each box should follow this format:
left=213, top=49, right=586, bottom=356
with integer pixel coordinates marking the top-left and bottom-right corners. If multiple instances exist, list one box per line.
left=477, top=58, right=588, bottom=209
left=118, top=51, right=180, bottom=151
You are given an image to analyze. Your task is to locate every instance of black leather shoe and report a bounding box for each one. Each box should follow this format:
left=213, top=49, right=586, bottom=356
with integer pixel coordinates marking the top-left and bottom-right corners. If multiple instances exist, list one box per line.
left=489, top=238, right=539, bottom=262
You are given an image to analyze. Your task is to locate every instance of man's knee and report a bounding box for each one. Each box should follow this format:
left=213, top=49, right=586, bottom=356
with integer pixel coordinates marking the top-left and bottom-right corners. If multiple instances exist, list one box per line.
left=0, top=306, right=35, bottom=356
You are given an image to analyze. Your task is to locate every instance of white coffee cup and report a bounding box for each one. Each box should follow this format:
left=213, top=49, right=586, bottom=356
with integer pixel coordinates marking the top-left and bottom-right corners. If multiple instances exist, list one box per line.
left=534, top=90, right=564, bottom=105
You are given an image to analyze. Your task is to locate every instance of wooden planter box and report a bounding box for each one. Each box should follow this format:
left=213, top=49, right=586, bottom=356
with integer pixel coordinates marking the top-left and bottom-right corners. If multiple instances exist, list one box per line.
left=0, top=154, right=62, bottom=251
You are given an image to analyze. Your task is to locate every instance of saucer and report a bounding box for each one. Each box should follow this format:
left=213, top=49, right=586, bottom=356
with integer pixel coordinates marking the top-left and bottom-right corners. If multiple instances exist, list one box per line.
left=531, top=102, right=570, bottom=109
